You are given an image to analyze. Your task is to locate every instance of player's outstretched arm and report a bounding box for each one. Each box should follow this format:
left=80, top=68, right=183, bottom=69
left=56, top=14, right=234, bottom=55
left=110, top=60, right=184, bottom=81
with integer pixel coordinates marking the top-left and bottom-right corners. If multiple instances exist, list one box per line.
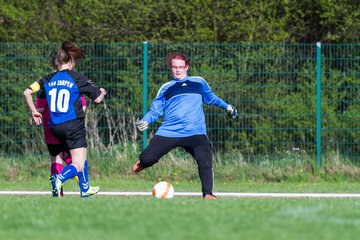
left=227, top=104, right=238, bottom=119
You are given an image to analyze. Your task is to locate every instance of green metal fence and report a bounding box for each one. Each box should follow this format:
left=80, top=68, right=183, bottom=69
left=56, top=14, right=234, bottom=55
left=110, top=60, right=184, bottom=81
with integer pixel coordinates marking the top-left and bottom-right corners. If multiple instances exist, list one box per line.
left=1, top=42, right=360, bottom=167
left=321, top=44, right=360, bottom=165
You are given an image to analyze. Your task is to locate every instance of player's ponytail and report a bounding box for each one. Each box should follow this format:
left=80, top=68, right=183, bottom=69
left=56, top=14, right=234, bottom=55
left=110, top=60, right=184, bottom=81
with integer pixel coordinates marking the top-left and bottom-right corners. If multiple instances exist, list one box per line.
left=61, top=41, right=85, bottom=61
left=51, top=41, right=85, bottom=71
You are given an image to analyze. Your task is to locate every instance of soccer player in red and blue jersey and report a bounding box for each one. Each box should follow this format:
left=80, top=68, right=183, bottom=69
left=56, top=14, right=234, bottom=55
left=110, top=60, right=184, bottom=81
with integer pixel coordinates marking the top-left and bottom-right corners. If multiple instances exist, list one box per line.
left=133, top=52, right=238, bottom=199
left=24, top=41, right=106, bottom=197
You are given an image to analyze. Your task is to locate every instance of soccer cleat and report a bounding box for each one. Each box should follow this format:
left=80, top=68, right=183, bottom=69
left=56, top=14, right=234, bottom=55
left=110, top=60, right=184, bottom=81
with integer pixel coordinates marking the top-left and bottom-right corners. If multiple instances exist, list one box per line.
left=203, top=194, right=217, bottom=200
left=75, top=176, right=79, bottom=184
left=49, top=174, right=62, bottom=197
left=81, top=186, right=100, bottom=198
left=60, top=186, right=64, bottom=197
left=132, top=160, right=144, bottom=173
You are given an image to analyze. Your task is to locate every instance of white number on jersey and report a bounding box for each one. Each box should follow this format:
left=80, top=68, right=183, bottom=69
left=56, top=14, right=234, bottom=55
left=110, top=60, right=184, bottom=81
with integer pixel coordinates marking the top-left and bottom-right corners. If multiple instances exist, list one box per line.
left=49, top=88, right=70, bottom=112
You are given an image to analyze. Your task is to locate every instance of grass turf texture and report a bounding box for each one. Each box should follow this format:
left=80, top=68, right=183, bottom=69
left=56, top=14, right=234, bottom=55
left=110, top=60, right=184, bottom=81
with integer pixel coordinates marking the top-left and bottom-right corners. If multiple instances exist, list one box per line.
left=2, top=180, right=360, bottom=239
left=1, top=194, right=360, bottom=240
left=2, top=151, right=360, bottom=239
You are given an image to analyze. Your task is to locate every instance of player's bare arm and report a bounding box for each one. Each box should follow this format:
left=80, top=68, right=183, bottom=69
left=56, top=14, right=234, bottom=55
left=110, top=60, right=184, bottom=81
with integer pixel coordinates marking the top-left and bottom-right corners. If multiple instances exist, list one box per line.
left=24, top=88, right=43, bottom=125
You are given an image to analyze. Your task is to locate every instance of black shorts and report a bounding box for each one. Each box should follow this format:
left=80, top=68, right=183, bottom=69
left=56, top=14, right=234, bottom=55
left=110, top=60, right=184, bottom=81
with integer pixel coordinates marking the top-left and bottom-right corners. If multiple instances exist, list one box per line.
left=47, top=143, right=69, bottom=156
left=140, top=134, right=213, bottom=168
left=51, top=118, right=87, bottom=150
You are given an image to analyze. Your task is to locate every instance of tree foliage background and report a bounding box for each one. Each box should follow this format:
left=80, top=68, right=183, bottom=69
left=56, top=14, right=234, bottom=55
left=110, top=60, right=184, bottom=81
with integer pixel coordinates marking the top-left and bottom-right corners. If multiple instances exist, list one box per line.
left=1, top=0, right=360, bottom=43
left=1, top=0, right=360, bottom=161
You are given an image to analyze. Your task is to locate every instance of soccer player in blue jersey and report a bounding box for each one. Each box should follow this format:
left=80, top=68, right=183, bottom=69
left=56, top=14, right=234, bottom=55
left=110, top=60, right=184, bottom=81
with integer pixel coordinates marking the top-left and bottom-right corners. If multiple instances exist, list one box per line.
left=133, top=52, right=238, bottom=199
left=24, top=41, right=106, bottom=197
left=35, top=93, right=88, bottom=196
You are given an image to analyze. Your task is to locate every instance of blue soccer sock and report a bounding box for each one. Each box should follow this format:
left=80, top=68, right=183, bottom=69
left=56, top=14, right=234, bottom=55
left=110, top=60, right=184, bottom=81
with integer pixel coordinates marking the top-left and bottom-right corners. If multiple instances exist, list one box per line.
left=57, top=164, right=78, bottom=183
left=77, top=160, right=89, bottom=192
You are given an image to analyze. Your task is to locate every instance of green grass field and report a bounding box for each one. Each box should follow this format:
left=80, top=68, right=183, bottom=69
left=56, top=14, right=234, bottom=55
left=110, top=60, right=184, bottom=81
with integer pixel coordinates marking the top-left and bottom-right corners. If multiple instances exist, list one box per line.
left=2, top=152, right=360, bottom=239
left=1, top=179, right=360, bottom=240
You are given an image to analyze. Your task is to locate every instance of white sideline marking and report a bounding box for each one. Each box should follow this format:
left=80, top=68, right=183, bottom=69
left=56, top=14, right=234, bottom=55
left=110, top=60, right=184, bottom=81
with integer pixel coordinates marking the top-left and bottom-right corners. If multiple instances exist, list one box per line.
left=1, top=191, right=360, bottom=198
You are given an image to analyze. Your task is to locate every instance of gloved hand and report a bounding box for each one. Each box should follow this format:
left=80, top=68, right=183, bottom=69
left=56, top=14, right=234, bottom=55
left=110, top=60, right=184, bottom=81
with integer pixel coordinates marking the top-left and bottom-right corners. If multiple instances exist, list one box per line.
left=135, top=118, right=149, bottom=131
left=227, top=104, right=238, bottom=119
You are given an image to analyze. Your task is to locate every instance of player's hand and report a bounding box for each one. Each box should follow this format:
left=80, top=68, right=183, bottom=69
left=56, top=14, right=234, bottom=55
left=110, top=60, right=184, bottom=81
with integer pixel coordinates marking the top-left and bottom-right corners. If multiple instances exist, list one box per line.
left=94, top=88, right=106, bottom=103
left=31, top=111, right=43, bottom=125
left=29, top=116, right=35, bottom=125
left=227, top=104, right=238, bottom=119
left=99, top=88, right=106, bottom=95
left=135, top=118, right=148, bottom=131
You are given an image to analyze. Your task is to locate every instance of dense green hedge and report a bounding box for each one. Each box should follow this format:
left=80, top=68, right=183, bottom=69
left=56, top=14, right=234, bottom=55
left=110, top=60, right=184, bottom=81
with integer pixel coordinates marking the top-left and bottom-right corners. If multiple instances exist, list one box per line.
left=1, top=0, right=360, bottom=43
left=1, top=1, right=360, bottom=161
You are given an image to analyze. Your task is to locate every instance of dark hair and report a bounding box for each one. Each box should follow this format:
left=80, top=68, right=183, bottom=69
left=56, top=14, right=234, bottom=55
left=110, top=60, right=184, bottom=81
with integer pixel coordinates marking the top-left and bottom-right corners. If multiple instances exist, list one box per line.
left=167, top=52, right=190, bottom=67
left=51, top=41, right=85, bottom=71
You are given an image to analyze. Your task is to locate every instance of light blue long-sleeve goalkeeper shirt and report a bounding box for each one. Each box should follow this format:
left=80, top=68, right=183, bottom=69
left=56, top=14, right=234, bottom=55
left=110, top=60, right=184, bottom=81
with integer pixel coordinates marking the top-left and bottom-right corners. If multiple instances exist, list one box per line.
left=142, top=76, right=228, bottom=137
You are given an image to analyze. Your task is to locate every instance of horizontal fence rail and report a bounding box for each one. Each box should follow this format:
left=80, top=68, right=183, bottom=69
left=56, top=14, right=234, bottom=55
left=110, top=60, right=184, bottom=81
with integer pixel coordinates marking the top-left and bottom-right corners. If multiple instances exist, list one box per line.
left=1, top=42, right=360, bottom=168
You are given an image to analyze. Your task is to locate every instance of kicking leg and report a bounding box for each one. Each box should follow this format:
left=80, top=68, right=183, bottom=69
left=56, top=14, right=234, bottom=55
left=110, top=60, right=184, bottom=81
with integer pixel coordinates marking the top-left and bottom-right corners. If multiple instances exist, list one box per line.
left=133, top=135, right=177, bottom=172
left=51, top=147, right=85, bottom=197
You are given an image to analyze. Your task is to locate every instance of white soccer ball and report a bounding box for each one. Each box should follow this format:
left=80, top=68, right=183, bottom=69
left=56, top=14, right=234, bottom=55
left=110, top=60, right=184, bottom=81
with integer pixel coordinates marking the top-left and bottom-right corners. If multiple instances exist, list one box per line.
left=152, top=181, right=174, bottom=199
